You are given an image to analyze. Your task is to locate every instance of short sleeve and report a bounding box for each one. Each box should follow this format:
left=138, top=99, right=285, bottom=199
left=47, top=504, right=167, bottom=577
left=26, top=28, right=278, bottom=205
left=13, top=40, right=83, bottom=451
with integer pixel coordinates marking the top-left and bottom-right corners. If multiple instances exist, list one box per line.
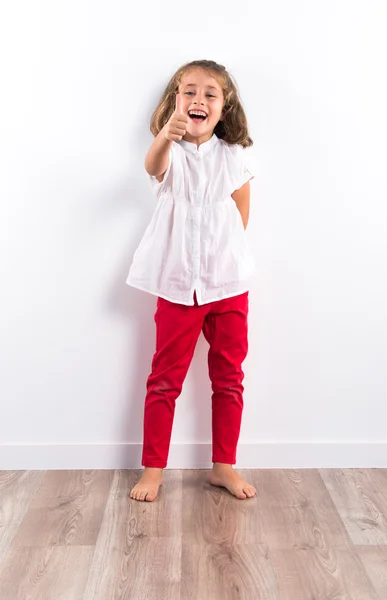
left=235, top=144, right=255, bottom=189
left=146, top=143, right=174, bottom=196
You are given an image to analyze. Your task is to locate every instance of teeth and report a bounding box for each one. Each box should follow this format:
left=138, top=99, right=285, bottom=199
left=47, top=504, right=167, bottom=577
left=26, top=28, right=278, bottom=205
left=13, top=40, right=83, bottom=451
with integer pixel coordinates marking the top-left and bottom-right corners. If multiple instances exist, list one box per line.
left=189, top=111, right=207, bottom=117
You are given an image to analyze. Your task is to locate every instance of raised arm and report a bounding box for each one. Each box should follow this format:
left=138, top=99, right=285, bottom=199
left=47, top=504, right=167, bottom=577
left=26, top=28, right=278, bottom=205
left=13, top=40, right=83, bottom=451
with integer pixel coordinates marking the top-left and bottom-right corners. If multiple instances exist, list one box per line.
left=145, top=92, right=188, bottom=180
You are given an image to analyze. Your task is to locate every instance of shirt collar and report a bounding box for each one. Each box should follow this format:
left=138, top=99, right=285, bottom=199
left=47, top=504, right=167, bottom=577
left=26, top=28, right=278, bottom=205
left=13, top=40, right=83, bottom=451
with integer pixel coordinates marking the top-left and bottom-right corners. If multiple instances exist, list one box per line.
left=178, top=133, right=219, bottom=156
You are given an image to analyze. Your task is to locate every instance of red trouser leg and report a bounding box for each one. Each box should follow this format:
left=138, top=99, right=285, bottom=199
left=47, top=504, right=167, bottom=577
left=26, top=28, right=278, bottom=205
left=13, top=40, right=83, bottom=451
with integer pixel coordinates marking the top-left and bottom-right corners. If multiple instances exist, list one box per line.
left=142, top=296, right=205, bottom=468
left=202, top=292, right=249, bottom=465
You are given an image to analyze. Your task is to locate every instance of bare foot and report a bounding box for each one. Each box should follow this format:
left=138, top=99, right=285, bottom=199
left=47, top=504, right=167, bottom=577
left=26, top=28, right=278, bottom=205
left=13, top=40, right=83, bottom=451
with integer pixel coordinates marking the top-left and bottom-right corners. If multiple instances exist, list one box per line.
left=130, top=467, right=164, bottom=502
left=208, top=463, right=257, bottom=499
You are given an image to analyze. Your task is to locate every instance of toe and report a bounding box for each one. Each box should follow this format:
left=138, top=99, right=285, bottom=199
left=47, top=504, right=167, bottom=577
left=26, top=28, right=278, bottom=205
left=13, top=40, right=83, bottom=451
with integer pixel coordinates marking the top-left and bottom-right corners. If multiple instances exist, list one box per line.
left=237, top=488, right=247, bottom=499
left=146, top=490, right=158, bottom=502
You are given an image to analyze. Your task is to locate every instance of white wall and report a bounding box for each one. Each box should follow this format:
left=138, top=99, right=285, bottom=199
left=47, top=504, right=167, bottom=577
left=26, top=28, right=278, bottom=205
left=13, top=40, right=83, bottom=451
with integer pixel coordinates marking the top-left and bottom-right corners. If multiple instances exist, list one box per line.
left=1, top=1, right=386, bottom=469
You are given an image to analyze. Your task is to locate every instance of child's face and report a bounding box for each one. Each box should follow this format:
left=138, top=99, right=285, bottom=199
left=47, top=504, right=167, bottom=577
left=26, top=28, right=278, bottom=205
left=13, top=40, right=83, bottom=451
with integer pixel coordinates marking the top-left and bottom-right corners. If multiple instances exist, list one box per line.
left=178, top=68, right=224, bottom=142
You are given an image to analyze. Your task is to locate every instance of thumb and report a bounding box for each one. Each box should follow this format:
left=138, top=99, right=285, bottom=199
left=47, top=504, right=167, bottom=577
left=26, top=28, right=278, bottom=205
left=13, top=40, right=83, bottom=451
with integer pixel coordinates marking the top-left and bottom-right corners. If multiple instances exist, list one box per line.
left=175, top=91, right=184, bottom=115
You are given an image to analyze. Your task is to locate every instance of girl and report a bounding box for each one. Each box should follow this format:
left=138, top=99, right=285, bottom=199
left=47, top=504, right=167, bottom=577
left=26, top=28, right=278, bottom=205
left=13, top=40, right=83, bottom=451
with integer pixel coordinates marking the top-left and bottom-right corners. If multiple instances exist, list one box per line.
left=127, top=59, right=257, bottom=502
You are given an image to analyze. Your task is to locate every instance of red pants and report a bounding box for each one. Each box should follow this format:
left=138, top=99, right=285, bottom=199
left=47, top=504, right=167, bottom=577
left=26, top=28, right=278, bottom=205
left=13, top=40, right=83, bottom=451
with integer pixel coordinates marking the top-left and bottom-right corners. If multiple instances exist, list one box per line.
left=142, top=291, right=249, bottom=468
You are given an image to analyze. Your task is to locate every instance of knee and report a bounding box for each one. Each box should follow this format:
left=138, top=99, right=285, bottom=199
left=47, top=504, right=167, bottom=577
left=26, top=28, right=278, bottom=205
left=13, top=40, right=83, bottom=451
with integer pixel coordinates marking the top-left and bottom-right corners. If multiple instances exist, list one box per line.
left=147, top=376, right=182, bottom=396
left=211, top=375, right=244, bottom=395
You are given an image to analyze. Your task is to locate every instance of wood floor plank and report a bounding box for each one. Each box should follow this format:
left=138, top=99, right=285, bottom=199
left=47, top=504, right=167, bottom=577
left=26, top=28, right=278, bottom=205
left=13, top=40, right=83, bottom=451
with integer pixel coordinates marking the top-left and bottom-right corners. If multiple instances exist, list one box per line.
left=356, top=545, right=387, bottom=599
left=249, top=469, right=352, bottom=550
left=180, top=471, right=278, bottom=599
left=0, top=471, right=44, bottom=559
left=82, top=469, right=182, bottom=600
left=181, top=469, right=278, bottom=600
left=10, top=470, right=114, bottom=548
left=320, top=469, right=387, bottom=545
left=181, top=543, right=278, bottom=600
left=269, top=547, right=379, bottom=600
left=0, top=546, right=94, bottom=600
left=182, top=469, right=260, bottom=545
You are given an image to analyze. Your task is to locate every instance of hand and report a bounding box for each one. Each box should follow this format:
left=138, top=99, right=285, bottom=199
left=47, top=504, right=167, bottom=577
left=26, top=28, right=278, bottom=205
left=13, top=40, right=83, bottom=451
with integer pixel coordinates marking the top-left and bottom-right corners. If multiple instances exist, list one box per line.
left=164, top=92, right=189, bottom=142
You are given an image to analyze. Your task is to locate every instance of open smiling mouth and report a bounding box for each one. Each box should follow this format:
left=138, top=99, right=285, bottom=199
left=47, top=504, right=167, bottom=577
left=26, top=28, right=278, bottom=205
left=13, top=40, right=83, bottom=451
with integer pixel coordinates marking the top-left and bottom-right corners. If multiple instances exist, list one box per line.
left=188, top=112, right=208, bottom=124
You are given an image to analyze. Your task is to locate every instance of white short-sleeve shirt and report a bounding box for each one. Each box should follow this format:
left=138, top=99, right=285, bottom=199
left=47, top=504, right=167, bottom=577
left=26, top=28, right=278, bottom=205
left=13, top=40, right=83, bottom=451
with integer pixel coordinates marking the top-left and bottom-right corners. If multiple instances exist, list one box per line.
left=126, top=133, right=256, bottom=306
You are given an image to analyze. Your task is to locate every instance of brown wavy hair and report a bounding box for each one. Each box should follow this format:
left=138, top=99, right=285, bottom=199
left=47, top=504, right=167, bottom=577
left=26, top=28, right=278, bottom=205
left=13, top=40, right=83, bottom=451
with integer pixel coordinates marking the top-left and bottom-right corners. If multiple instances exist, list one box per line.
left=149, top=60, right=253, bottom=148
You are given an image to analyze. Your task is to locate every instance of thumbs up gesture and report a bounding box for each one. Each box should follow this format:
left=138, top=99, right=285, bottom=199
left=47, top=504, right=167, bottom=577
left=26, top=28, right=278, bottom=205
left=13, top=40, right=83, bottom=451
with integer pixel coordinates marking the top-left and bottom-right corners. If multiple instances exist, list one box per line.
left=164, top=92, right=189, bottom=142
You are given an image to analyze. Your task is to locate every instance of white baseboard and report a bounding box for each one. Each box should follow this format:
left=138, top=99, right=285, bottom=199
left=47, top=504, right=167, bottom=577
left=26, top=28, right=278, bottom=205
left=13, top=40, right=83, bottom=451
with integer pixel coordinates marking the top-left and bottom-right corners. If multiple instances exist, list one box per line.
left=1, top=442, right=387, bottom=470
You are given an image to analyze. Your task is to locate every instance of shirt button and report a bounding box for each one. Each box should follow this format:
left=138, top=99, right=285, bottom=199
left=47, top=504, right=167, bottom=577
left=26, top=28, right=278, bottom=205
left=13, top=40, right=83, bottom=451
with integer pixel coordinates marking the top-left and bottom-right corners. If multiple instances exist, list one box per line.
left=195, top=153, right=202, bottom=159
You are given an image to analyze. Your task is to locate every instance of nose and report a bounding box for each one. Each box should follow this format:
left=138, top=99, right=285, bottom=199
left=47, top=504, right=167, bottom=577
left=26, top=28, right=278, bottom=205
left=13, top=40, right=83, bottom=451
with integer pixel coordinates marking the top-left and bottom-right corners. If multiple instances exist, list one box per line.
left=193, top=93, right=206, bottom=106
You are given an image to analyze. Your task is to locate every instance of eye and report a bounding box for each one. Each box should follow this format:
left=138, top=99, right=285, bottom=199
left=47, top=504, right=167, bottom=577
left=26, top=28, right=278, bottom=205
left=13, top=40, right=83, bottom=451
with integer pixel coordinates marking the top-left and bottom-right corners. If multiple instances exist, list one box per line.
left=184, top=92, right=216, bottom=98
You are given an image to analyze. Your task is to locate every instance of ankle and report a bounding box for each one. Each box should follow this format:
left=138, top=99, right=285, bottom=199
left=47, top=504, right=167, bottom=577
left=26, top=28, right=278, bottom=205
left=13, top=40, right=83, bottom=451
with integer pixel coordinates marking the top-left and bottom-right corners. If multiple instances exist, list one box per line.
left=213, top=462, right=233, bottom=470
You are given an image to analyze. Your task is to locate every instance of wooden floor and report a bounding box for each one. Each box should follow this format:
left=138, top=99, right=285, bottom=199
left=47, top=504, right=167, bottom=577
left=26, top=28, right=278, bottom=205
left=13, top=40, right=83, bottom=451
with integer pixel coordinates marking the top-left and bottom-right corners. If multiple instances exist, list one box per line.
left=1, top=469, right=387, bottom=599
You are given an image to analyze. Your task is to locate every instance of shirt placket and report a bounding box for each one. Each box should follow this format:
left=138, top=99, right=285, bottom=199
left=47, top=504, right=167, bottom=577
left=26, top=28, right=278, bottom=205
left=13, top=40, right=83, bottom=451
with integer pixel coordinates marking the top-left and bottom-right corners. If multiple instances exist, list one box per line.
left=192, top=151, right=204, bottom=299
